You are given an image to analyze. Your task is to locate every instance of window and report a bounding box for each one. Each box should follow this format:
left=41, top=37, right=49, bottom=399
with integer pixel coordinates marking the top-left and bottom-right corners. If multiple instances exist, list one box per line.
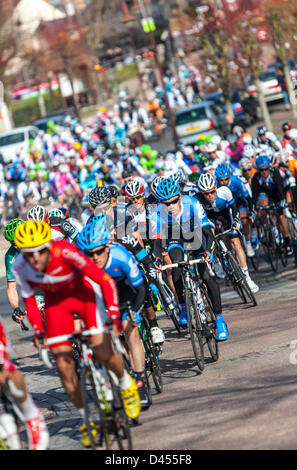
left=0, top=132, right=25, bottom=147
left=175, top=107, right=207, bottom=126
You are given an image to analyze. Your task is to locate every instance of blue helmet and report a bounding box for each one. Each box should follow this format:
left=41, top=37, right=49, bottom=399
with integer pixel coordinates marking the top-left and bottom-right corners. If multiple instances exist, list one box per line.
left=154, top=177, right=181, bottom=200
left=215, top=163, right=231, bottom=179
left=255, top=155, right=270, bottom=168
left=76, top=214, right=110, bottom=251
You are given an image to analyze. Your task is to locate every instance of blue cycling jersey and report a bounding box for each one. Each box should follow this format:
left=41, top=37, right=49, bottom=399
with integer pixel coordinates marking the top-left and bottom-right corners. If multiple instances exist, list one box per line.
left=218, top=175, right=249, bottom=203
left=151, top=194, right=210, bottom=241
left=104, top=241, right=144, bottom=287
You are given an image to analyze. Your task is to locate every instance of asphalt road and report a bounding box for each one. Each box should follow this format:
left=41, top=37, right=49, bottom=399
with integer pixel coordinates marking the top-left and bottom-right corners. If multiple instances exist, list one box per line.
left=1, top=252, right=297, bottom=450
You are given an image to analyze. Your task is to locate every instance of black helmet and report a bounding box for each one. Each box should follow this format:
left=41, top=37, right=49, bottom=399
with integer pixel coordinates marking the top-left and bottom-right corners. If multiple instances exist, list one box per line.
left=256, top=125, right=267, bottom=137
left=282, top=120, right=291, bottom=132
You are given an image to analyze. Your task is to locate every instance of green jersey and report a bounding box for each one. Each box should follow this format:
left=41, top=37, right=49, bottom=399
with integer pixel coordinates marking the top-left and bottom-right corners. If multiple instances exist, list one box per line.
left=5, top=245, right=19, bottom=282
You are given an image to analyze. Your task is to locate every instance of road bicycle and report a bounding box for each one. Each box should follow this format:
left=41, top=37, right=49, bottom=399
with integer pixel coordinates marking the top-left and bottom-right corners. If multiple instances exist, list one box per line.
left=162, top=256, right=219, bottom=372
left=0, top=376, right=28, bottom=450
left=255, top=205, right=287, bottom=272
left=123, top=302, right=163, bottom=396
left=45, top=327, right=132, bottom=450
left=214, top=229, right=257, bottom=307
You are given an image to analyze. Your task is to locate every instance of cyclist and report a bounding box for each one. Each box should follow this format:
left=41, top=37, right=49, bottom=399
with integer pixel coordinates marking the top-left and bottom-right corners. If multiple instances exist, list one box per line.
left=251, top=155, right=293, bottom=256
left=48, top=207, right=82, bottom=244
left=281, top=120, right=292, bottom=149
left=215, top=163, right=255, bottom=258
left=254, top=125, right=282, bottom=152
left=224, top=133, right=244, bottom=171
left=150, top=177, right=229, bottom=341
left=76, top=215, right=151, bottom=410
left=196, top=173, right=259, bottom=293
left=4, top=219, right=26, bottom=325
left=0, top=317, right=49, bottom=450
left=12, top=221, right=141, bottom=447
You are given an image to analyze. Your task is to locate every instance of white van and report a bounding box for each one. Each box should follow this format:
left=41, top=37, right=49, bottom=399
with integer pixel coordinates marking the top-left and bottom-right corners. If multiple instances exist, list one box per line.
left=0, top=125, right=39, bottom=164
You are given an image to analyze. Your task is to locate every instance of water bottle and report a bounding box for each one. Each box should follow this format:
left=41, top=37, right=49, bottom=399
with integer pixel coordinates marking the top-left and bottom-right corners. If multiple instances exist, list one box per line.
left=0, top=413, right=21, bottom=450
left=250, top=227, right=258, bottom=248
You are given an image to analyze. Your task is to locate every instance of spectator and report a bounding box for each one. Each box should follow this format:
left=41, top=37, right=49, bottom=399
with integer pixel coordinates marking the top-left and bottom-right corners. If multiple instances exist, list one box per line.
left=276, top=67, right=291, bottom=110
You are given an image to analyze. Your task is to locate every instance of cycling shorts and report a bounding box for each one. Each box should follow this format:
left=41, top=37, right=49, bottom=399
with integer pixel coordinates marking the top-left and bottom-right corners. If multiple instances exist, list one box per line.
left=44, top=278, right=109, bottom=349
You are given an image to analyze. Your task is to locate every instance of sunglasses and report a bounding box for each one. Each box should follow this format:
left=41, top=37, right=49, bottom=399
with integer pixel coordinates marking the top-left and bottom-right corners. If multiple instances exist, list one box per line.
left=23, top=247, right=49, bottom=258
left=260, top=167, right=270, bottom=172
left=203, top=189, right=216, bottom=195
left=161, top=195, right=180, bottom=207
left=85, top=246, right=107, bottom=258
left=129, top=194, right=144, bottom=201
left=242, top=168, right=252, bottom=172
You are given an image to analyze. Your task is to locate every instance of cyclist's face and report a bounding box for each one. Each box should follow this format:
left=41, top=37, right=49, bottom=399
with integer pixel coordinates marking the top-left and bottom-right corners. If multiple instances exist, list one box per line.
left=129, top=194, right=145, bottom=210
left=218, top=177, right=230, bottom=187
left=85, top=245, right=109, bottom=269
left=209, top=151, right=217, bottom=160
left=242, top=167, right=252, bottom=179
left=203, top=189, right=217, bottom=203
left=23, top=247, right=50, bottom=272
left=162, top=194, right=182, bottom=215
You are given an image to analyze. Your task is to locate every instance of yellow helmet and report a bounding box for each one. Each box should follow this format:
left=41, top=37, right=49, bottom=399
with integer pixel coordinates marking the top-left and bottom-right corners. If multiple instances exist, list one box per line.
left=14, top=221, right=51, bottom=252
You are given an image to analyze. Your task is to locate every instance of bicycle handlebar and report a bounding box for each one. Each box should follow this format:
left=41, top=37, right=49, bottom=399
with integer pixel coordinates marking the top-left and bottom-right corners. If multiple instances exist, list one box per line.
left=161, top=258, right=204, bottom=271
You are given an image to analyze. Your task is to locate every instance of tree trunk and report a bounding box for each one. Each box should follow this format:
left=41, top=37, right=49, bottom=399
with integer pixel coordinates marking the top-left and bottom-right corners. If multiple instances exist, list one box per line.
left=225, top=96, right=234, bottom=124
left=283, top=62, right=297, bottom=119
left=254, top=77, right=273, bottom=132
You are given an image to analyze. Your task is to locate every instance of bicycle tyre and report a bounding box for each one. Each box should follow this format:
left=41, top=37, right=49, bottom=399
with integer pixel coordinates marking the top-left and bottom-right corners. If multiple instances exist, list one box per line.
left=200, top=285, right=219, bottom=362
left=227, top=252, right=257, bottom=306
left=80, top=366, right=111, bottom=450
left=185, top=288, right=205, bottom=372
left=141, top=318, right=163, bottom=394
left=108, top=372, right=133, bottom=450
left=158, top=284, right=181, bottom=334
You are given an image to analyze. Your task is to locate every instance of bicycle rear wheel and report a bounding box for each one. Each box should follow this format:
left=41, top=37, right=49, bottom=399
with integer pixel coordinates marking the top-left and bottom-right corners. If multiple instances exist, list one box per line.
left=185, top=288, right=205, bottom=371
left=226, top=252, right=257, bottom=307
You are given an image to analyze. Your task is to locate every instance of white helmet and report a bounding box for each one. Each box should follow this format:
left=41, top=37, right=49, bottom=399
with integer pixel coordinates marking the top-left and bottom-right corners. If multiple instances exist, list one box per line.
left=198, top=173, right=217, bottom=192
left=211, top=135, right=222, bottom=146
left=27, top=205, right=49, bottom=222
left=242, top=135, right=253, bottom=145
left=150, top=175, right=166, bottom=195
left=124, top=178, right=145, bottom=198
left=278, top=150, right=290, bottom=165
left=243, top=144, right=256, bottom=158
left=206, top=143, right=217, bottom=153
left=238, top=157, right=252, bottom=170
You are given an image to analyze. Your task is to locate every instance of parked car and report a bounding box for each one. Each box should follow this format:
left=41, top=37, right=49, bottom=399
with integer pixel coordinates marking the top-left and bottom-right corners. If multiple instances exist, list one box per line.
left=32, top=108, right=75, bottom=132
left=247, top=71, right=283, bottom=103
left=175, top=101, right=231, bottom=145
left=205, top=90, right=259, bottom=126
left=266, top=58, right=297, bottom=80
left=0, top=126, right=39, bottom=164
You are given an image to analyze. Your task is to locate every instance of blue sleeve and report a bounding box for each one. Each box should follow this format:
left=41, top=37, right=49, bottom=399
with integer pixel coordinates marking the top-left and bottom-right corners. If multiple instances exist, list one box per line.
left=121, top=250, right=144, bottom=288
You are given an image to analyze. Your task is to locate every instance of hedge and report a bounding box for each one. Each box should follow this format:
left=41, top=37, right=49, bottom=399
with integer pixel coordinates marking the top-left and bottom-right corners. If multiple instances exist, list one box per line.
left=10, top=91, right=63, bottom=127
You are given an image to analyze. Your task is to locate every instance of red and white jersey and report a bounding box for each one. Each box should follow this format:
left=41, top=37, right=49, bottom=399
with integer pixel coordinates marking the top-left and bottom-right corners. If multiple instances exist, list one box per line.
left=12, top=240, right=119, bottom=332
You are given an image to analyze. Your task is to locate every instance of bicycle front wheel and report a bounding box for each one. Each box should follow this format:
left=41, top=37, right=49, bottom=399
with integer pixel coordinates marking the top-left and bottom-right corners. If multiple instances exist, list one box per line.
left=185, top=288, right=205, bottom=372
left=201, top=285, right=219, bottom=362
left=80, top=366, right=110, bottom=450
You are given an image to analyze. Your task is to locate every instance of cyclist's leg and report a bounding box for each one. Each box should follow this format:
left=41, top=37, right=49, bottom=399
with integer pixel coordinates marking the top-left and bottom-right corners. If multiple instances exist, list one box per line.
left=167, top=241, right=187, bottom=325
left=197, top=260, right=228, bottom=341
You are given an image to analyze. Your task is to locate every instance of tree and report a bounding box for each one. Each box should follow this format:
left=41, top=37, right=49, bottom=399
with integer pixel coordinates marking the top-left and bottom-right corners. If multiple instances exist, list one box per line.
left=234, top=16, right=274, bottom=131
left=264, top=0, right=297, bottom=118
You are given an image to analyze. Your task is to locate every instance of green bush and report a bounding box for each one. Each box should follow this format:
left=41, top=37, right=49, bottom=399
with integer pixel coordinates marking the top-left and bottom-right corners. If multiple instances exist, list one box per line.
left=10, top=91, right=63, bottom=127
